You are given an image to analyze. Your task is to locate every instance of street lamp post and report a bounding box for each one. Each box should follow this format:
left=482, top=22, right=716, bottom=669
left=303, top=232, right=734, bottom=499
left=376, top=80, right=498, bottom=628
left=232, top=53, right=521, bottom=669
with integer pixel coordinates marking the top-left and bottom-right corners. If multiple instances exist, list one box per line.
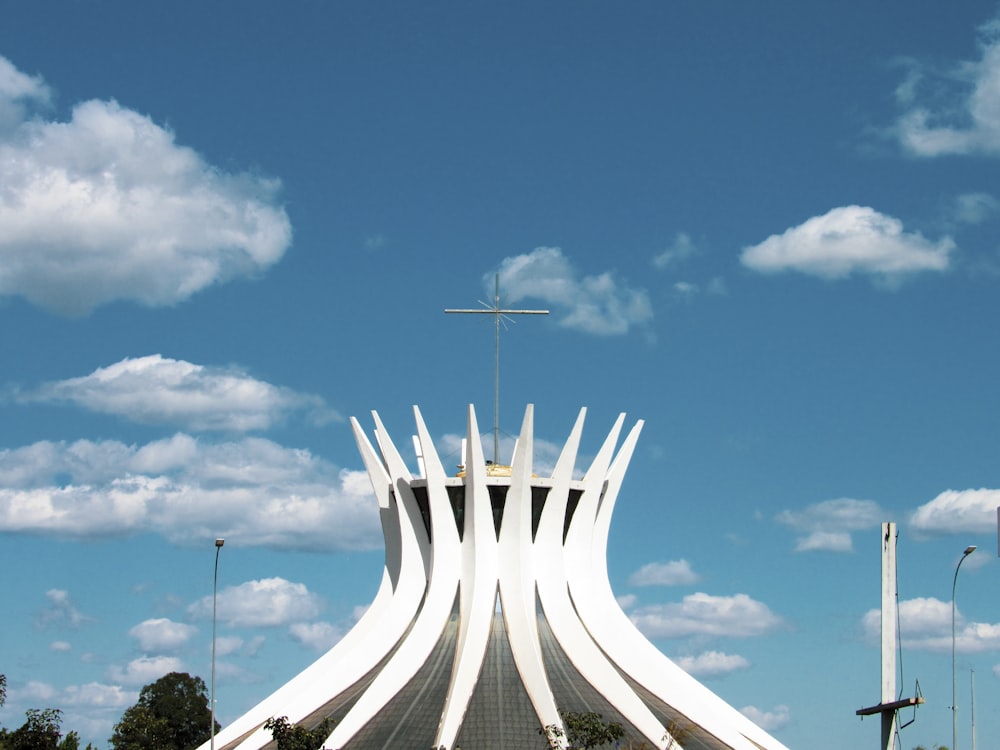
left=212, top=538, right=224, bottom=750
left=952, top=544, right=976, bottom=750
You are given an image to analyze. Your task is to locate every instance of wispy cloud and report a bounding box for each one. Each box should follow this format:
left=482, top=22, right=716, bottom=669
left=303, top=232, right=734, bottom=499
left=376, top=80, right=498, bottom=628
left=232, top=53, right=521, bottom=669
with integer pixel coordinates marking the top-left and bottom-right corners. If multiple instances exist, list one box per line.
left=0, top=434, right=381, bottom=551
left=652, top=232, right=698, bottom=270
left=290, top=621, right=345, bottom=652
left=628, top=559, right=700, bottom=586
left=674, top=650, right=750, bottom=677
left=741, top=206, right=953, bottom=284
left=0, top=55, right=291, bottom=316
left=629, top=592, right=785, bottom=639
left=495, top=247, right=652, bottom=335
left=24, top=355, right=339, bottom=432
left=910, top=487, right=1000, bottom=536
left=953, top=192, right=999, bottom=224
left=892, top=14, right=1000, bottom=156
left=36, top=588, right=93, bottom=630
left=740, top=704, right=791, bottom=732
left=775, top=498, right=883, bottom=553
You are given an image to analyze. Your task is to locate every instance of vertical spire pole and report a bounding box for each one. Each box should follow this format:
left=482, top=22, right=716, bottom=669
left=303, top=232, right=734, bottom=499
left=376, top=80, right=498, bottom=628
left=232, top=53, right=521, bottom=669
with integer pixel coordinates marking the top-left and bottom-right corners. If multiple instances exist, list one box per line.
left=446, top=273, right=549, bottom=464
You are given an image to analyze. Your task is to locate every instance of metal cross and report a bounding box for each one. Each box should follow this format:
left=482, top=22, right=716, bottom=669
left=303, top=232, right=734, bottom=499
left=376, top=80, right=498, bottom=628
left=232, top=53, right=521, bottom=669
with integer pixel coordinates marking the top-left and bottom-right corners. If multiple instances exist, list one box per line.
left=445, top=273, right=549, bottom=464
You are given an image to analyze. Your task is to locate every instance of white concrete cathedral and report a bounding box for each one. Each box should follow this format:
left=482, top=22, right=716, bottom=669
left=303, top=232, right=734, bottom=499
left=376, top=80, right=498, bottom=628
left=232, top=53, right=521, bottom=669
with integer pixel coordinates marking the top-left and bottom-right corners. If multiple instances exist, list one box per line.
left=204, top=405, right=790, bottom=750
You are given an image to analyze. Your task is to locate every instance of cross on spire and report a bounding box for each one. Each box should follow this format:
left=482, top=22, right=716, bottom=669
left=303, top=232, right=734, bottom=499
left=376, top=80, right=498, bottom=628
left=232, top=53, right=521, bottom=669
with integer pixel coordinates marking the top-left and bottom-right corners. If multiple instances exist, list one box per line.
left=445, top=273, right=549, bottom=464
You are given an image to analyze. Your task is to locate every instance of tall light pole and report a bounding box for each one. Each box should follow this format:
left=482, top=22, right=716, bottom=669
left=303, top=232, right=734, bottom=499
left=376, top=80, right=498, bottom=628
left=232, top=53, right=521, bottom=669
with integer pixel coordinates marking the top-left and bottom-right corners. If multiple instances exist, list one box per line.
left=211, top=538, right=224, bottom=750
left=952, top=544, right=976, bottom=750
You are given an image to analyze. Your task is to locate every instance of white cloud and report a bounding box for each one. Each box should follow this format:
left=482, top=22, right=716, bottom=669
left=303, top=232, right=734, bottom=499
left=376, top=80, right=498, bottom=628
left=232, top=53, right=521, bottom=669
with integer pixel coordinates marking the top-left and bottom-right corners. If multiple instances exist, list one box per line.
left=675, top=650, right=750, bottom=677
left=128, top=618, right=198, bottom=651
left=27, top=355, right=339, bottom=431
left=106, top=655, right=183, bottom=686
left=893, top=15, right=1000, bottom=156
left=741, top=206, right=953, bottom=283
left=628, top=559, right=700, bottom=587
left=290, top=621, right=344, bottom=652
left=61, top=682, right=136, bottom=708
left=740, top=704, right=791, bottom=732
left=495, top=247, right=652, bottom=335
left=49, top=640, right=71, bottom=652
left=775, top=497, right=883, bottom=553
left=863, top=596, right=1000, bottom=653
left=189, top=577, right=322, bottom=628
left=910, top=488, right=1000, bottom=536
left=36, top=588, right=92, bottom=629
left=0, top=56, right=291, bottom=316
left=953, top=192, right=999, bottom=224
left=652, top=233, right=698, bottom=269
left=0, top=434, right=381, bottom=551
left=630, top=592, right=785, bottom=639
left=0, top=56, right=50, bottom=131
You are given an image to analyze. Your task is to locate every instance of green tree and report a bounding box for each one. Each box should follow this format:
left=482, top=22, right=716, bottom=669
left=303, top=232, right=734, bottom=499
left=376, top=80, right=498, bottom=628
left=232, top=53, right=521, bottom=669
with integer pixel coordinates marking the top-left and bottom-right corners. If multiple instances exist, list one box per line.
left=4, top=708, right=63, bottom=750
left=539, top=710, right=626, bottom=750
left=263, top=715, right=334, bottom=750
left=109, top=672, right=218, bottom=750
left=0, top=673, right=6, bottom=707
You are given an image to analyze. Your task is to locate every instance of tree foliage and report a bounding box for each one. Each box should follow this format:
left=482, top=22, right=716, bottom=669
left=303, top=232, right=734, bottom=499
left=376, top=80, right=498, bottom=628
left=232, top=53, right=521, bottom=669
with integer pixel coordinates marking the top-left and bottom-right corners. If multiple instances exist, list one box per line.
left=109, top=672, right=218, bottom=750
left=1, top=708, right=63, bottom=750
left=539, top=710, right=626, bottom=750
left=263, top=716, right=334, bottom=750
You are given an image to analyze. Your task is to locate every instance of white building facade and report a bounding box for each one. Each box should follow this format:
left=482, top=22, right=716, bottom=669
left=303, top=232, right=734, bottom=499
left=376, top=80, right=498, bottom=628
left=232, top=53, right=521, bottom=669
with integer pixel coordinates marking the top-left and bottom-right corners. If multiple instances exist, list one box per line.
left=203, top=405, right=790, bottom=750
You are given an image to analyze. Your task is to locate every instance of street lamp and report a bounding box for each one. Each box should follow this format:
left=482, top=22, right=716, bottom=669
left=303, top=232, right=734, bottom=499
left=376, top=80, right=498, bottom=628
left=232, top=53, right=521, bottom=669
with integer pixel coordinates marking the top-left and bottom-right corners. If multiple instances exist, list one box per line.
left=952, top=544, right=976, bottom=750
left=212, top=538, right=224, bottom=750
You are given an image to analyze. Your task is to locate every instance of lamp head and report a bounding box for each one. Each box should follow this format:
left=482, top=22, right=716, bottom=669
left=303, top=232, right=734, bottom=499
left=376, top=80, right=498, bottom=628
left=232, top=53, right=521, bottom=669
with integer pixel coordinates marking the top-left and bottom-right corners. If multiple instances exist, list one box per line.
left=215, top=538, right=225, bottom=548
left=964, top=545, right=977, bottom=556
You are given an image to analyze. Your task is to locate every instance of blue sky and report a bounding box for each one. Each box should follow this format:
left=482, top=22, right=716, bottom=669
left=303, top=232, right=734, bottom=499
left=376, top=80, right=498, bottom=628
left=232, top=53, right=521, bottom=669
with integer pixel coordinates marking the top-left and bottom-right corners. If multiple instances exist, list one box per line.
left=1, top=2, right=1000, bottom=748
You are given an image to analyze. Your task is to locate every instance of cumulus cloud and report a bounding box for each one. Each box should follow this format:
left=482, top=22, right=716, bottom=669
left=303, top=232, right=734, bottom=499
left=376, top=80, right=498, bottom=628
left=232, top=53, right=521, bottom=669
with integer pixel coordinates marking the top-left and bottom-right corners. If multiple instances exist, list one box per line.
left=189, top=577, right=322, bottom=628
left=61, top=682, right=136, bottom=708
left=910, top=488, right=1000, bottom=536
left=0, top=434, right=381, bottom=551
left=0, top=56, right=50, bottom=131
left=775, top=498, right=883, bottom=553
left=740, top=704, right=791, bottom=732
left=863, top=596, right=1000, bottom=653
left=290, top=621, right=345, bottom=652
left=495, top=247, right=652, bottom=335
left=741, top=206, right=953, bottom=283
left=630, top=592, right=785, bottom=639
left=892, top=15, right=1000, bottom=156
left=128, top=618, right=197, bottom=652
left=675, top=650, right=750, bottom=677
left=628, top=559, right=700, bottom=587
left=107, top=655, right=183, bottom=686
left=26, top=355, right=339, bottom=431
left=0, top=56, right=291, bottom=316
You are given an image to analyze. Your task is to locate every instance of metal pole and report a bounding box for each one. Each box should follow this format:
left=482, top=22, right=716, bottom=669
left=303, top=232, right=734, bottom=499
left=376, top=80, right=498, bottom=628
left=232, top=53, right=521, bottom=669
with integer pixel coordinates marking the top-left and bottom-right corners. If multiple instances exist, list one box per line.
left=952, top=545, right=975, bottom=750
left=970, top=669, right=976, bottom=750
left=493, top=274, right=500, bottom=464
left=211, top=538, right=225, bottom=750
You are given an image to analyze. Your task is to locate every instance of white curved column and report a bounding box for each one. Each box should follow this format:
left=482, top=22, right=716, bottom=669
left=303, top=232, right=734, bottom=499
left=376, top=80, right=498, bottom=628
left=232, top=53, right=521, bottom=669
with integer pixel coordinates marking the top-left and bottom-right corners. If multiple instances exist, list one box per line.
left=569, top=421, right=781, bottom=750
left=202, top=416, right=427, bottom=750
left=535, top=411, right=669, bottom=749
left=497, top=406, right=563, bottom=742
left=434, top=406, right=500, bottom=749
left=323, top=407, right=462, bottom=750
